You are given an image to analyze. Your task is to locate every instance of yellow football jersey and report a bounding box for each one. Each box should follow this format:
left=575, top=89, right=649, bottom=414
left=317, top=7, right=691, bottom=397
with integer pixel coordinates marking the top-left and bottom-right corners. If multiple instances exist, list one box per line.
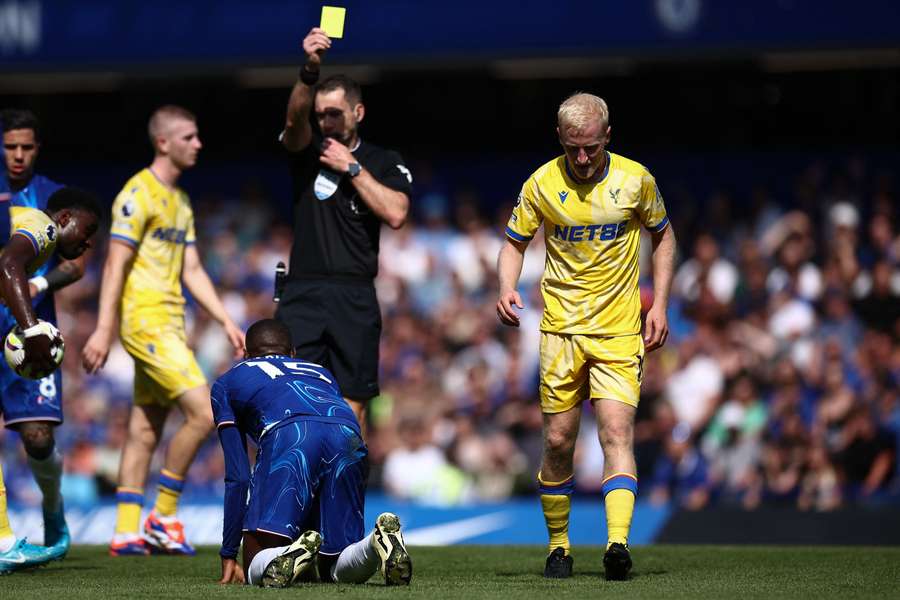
left=9, top=206, right=58, bottom=275
left=506, top=151, right=668, bottom=335
left=109, top=169, right=197, bottom=331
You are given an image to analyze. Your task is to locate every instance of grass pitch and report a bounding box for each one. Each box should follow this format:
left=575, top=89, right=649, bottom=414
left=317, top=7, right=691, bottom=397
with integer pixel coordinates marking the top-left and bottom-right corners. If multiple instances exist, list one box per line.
left=3, top=545, right=898, bottom=599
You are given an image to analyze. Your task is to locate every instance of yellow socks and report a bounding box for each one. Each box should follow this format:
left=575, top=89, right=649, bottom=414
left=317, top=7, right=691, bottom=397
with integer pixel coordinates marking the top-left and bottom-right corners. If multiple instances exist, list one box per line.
left=154, top=469, right=185, bottom=517
left=602, top=473, right=637, bottom=546
left=0, top=463, right=15, bottom=546
left=115, top=469, right=185, bottom=536
left=538, top=472, right=575, bottom=555
left=539, top=471, right=637, bottom=552
left=114, top=487, right=144, bottom=535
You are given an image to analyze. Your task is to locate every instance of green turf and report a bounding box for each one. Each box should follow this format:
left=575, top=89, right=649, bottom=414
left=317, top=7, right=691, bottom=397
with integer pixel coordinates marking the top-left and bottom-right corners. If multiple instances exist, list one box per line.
left=2, top=545, right=898, bottom=599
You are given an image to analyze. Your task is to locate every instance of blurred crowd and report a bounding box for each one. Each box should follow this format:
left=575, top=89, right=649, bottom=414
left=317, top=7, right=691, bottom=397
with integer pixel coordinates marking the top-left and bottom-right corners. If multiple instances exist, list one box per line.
left=2, top=156, right=898, bottom=513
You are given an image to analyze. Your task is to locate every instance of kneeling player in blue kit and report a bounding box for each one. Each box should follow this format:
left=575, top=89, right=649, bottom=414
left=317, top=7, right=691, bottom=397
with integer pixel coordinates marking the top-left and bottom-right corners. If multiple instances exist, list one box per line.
left=212, top=319, right=412, bottom=587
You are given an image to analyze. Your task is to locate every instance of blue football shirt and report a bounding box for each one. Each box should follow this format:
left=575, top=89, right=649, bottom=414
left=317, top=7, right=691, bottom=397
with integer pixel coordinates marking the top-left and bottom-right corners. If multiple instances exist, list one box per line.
left=211, top=354, right=360, bottom=441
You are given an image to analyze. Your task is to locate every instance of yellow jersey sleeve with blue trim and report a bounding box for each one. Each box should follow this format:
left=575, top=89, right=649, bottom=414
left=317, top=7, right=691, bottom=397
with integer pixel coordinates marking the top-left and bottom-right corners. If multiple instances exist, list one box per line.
left=114, top=169, right=197, bottom=332
left=637, top=171, right=669, bottom=233
left=110, top=180, right=152, bottom=247
left=10, top=206, right=58, bottom=275
left=506, top=152, right=669, bottom=336
left=506, top=172, right=544, bottom=242
left=185, top=211, right=196, bottom=245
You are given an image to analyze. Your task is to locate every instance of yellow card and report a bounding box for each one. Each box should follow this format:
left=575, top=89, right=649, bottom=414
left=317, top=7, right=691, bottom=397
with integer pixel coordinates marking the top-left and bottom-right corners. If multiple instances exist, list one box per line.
left=321, top=6, right=346, bottom=39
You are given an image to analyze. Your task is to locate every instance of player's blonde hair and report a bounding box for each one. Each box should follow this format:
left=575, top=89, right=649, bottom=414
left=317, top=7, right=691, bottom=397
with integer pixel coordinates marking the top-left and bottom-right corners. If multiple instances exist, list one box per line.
left=148, top=105, right=196, bottom=150
left=558, top=93, right=609, bottom=132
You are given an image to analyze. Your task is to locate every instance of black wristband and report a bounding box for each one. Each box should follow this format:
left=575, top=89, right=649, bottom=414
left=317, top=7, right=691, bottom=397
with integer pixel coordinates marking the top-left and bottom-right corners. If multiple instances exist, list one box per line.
left=44, top=265, right=77, bottom=292
left=299, top=64, right=320, bottom=86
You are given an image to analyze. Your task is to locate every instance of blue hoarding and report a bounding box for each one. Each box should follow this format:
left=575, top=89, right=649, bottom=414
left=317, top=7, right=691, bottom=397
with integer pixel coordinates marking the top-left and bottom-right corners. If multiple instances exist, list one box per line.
left=1, top=0, right=898, bottom=71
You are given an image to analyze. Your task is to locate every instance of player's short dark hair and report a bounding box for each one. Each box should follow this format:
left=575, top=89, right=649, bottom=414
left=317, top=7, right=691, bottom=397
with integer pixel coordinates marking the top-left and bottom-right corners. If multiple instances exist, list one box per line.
left=47, top=187, right=102, bottom=221
left=316, top=75, right=363, bottom=106
left=246, top=319, right=293, bottom=356
left=1, top=108, right=41, bottom=141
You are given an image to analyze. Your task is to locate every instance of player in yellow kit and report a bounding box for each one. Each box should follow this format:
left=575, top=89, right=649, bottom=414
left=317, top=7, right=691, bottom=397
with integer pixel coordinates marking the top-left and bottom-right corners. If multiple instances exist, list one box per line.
left=496, top=93, right=676, bottom=580
left=82, top=105, right=244, bottom=556
left=0, top=187, right=100, bottom=573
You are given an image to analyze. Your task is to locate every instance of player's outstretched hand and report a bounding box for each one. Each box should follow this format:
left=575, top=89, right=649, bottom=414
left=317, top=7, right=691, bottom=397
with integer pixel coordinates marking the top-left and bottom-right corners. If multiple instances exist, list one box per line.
left=218, top=557, right=245, bottom=585
left=497, top=290, right=524, bottom=327
left=643, top=304, right=669, bottom=352
left=224, top=320, right=246, bottom=359
left=82, top=329, right=112, bottom=374
left=303, top=27, right=331, bottom=66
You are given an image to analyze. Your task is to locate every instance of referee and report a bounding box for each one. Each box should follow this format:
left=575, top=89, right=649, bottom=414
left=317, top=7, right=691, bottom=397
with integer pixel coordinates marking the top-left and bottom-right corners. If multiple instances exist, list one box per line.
left=275, top=27, right=412, bottom=429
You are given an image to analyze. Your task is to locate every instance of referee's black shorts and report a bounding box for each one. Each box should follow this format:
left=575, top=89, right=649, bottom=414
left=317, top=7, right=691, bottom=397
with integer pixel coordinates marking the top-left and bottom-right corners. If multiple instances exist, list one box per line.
left=275, top=279, right=382, bottom=401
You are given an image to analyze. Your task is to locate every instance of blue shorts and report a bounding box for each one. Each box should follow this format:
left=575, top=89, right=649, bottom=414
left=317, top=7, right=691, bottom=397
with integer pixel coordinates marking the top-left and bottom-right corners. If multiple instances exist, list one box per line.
left=244, top=418, right=367, bottom=555
left=0, top=308, right=63, bottom=427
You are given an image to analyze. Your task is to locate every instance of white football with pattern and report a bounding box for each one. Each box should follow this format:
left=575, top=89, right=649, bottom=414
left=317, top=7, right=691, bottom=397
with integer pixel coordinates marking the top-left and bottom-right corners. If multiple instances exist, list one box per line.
left=4, top=320, right=65, bottom=380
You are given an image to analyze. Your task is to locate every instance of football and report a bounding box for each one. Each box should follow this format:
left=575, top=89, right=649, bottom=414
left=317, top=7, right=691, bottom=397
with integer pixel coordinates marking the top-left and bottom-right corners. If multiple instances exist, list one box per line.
left=4, top=320, right=65, bottom=380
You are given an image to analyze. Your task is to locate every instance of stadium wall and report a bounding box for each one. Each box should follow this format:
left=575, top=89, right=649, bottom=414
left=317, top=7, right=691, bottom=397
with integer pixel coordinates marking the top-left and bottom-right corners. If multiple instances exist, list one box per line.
left=657, top=507, right=900, bottom=546
left=8, top=496, right=670, bottom=546
left=11, top=498, right=900, bottom=546
left=3, top=0, right=898, bottom=70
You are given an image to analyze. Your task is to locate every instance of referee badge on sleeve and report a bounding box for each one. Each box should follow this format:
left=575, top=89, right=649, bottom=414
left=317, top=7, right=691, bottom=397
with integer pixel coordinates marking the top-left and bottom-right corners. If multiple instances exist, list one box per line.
left=314, top=169, right=341, bottom=200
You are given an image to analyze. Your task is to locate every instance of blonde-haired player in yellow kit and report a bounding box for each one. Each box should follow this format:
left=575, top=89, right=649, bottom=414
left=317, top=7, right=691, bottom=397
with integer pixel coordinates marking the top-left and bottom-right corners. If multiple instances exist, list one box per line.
left=496, top=93, right=676, bottom=581
left=82, top=105, right=245, bottom=556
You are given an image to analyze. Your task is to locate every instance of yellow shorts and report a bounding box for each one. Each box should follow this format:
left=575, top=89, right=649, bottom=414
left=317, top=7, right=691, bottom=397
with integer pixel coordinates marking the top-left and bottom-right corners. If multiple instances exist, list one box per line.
left=121, top=323, right=207, bottom=407
left=539, top=332, right=644, bottom=413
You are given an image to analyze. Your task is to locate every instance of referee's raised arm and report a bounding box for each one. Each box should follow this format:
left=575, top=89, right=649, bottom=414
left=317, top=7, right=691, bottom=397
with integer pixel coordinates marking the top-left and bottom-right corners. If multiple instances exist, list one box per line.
left=283, top=27, right=330, bottom=152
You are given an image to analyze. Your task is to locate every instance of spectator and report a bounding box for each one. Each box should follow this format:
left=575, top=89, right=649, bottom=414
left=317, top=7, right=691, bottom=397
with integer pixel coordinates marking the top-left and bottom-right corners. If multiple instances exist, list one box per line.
left=382, top=416, right=473, bottom=506
left=649, top=424, right=710, bottom=510
left=832, top=407, right=896, bottom=500
left=702, top=374, right=767, bottom=503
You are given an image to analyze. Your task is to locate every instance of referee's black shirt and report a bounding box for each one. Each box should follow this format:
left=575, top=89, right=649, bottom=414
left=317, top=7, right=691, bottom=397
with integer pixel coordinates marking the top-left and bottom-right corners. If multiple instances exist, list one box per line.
left=286, top=134, right=412, bottom=282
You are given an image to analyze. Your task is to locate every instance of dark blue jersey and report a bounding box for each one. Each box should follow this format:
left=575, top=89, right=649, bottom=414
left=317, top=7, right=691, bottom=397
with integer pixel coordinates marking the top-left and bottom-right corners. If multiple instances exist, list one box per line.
left=211, top=354, right=359, bottom=442
left=212, top=354, right=360, bottom=558
left=0, top=194, right=9, bottom=243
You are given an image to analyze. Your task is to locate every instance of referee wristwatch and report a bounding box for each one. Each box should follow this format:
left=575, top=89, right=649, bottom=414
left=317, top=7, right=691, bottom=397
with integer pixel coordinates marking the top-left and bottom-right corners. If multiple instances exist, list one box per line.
left=347, top=162, right=362, bottom=178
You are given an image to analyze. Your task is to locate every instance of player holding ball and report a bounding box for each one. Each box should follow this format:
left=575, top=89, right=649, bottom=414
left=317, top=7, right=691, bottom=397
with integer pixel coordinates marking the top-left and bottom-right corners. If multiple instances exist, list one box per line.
left=0, top=186, right=101, bottom=574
